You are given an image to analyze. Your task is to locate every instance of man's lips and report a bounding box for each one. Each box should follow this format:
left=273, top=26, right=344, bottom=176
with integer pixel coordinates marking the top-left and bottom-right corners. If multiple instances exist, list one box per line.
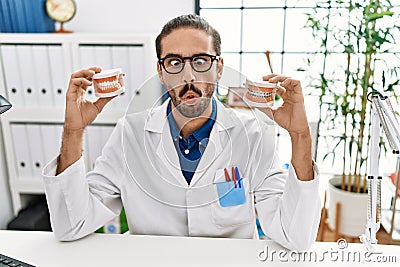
left=182, top=92, right=200, bottom=102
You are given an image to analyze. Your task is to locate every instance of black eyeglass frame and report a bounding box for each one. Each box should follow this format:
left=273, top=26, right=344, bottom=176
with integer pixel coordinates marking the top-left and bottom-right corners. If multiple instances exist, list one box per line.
left=158, top=53, right=220, bottom=74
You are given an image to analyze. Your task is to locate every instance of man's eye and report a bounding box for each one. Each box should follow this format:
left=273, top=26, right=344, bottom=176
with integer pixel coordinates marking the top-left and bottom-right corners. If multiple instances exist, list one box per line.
left=193, top=58, right=206, bottom=65
left=168, top=59, right=182, bottom=66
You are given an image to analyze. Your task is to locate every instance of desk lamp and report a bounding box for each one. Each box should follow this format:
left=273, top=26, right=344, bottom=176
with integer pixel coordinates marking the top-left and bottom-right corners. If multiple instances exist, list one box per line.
left=0, top=95, right=12, bottom=114
left=361, top=92, right=400, bottom=251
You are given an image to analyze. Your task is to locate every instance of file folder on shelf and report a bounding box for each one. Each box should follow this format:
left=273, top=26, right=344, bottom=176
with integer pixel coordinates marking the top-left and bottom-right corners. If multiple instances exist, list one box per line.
left=31, top=0, right=55, bottom=33
left=26, top=125, right=46, bottom=178
left=40, top=124, right=63, bottom=164
left=32, top=45, right=55, bottom=108
left=0, top=45, right=25, bottom=108
left=14, top=0, right=28, bottom=33
left=17, top=45, right=41, bottom=108
left=111, top=46, right=131, bottom=110
left=93, top=45, right=115, bottom=111
left=85, top=125, right=114, bottom=170
left=11, top=124, right=33, bottom=179
left=0, top=0, right=13, bottom=32
left=86, top=126, right=103, bottom=170
left=128, top=46, right=147, bottom=111
left=48, top=45, right=67, bottom=108
left=78, top=46, right=98, bottom=103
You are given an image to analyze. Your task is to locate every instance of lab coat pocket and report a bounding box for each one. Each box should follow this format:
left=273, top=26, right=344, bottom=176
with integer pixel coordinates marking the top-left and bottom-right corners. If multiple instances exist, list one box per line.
left=211, top=178, right=253, bottom=227
left=215, top=180, right=245, bottom=207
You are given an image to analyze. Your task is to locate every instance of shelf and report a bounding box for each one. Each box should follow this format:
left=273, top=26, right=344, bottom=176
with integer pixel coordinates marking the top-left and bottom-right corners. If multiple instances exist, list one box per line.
left=10, top=178, right=45, bottom=194
left=0, top=32, right=156, bottom=214
left=1, top=108, right=124, bottom=125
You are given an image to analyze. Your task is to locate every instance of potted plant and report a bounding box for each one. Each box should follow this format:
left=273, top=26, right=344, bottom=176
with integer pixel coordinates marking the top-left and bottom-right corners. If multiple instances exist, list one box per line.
left=304, top=0, right=400, bottom=238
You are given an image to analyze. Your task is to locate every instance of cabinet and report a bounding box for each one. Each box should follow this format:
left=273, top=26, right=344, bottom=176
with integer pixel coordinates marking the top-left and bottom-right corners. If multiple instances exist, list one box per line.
left=0, top=33, right=160, bottom=214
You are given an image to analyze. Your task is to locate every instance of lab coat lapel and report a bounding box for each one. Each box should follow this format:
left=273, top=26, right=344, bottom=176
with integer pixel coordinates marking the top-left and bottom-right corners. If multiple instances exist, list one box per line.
left=189, top=100, right=236, bottom=187
left=146, top=100, right=188, bottom=187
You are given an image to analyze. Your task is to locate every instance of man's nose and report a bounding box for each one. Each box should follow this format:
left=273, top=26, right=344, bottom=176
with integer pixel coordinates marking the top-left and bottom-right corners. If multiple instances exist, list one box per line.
left=181, top=61, right=195, bottom=83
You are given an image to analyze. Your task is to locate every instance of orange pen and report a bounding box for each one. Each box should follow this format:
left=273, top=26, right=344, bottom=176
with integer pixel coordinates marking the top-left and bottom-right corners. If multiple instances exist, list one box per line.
left=224, top=168, right=230, bottom=182
left=231, top=166, right=237, bottom=188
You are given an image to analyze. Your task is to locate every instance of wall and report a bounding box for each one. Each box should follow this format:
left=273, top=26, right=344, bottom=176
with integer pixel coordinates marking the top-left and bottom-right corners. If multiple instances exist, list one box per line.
left=67, top=0, right=195, bottom=34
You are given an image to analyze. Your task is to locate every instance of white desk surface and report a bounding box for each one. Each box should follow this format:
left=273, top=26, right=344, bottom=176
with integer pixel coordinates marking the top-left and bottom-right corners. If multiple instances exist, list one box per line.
left=0, top=230, right=399, bottom=267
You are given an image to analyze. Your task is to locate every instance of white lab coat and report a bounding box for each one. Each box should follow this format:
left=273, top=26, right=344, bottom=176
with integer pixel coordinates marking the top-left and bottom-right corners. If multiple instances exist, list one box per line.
left=42, top=98, right=322, bottom=250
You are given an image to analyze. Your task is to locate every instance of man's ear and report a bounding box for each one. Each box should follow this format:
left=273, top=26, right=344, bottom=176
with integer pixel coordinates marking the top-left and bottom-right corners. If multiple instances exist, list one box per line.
left=216, top=57, right=224, bottom=81
left=157, top=62, right=165, bottom=84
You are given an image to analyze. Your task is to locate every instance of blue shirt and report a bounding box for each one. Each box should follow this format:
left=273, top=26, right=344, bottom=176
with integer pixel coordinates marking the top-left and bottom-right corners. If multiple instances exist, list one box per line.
left=167, top=98, right=217, bottom=184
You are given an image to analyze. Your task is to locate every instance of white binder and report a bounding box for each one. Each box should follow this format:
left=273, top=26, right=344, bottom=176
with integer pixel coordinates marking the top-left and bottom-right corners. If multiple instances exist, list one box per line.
left=94, top=46, right=113, bottom=69
left=40, top=124, right=63, bottom=164
left=101, top=125, right=114, bottom=148
left=48, top=45, right=67, bottom=108
left=11, top=124, right=33, bottom=179
left=32, top=45, right=55, bottom=108
left=94, top=45, right=115, bottom=111
left=26, top=124, right=46, bottom=178
left=79, top=45, right=97, bottom=103
left=16, top=45, right=40, bottom=108
left=128, top=46, right=148, bottom=111
left=0, top=45, right=25, bottom=107
left=86, top=125, right=103, bottom=170
left=111, top=45, right=130, bottom=110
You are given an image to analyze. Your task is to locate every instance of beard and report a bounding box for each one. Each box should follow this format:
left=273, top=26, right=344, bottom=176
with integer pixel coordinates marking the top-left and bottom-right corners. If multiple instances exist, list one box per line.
left=169, top=83, right=214, bottom=118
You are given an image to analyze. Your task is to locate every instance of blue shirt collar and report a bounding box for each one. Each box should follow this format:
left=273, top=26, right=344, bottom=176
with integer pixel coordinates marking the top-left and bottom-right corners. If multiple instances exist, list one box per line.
left=167, top=98, right=217, bottom=142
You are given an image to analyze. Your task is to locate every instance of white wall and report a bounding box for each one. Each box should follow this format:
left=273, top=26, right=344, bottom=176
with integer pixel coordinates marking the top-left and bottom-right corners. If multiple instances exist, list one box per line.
left=67, top=0, right=195, bottom=34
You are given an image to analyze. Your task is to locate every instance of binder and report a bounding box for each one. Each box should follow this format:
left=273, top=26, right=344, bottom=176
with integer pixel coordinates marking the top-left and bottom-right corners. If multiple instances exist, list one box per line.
left=111, top=46, right=130, bottom=109
left=31, top=0, right=55, bottom=33
left=48, top=45, right=67, bottom=108
left=94, top=45, right=115, bottom=111
left=128, top=46, right=148, bottom=111
left=0, top=0, right=13, bottom=32
left=86, top=125, right=103, bottom=170
left=11, top=124, right=33, bottom=179
left=101, top=126, right=114, bottom=148
left=94, top=46, right=113, bottom=69
left=26, top=124, right=46, bottom=178
left=0, top=45, right=25, bottom=107
left=16, top=45, right=40, bottom=108
left=7, top=0, right=19, bottom=32
left=14, top=0, right=28, bottom=32
left=79, top=45, right=97, bottom=103
left=0, top=1, right=4, bottom=32
left=40, top=124, right=63, bottom=164
left=23, top=0, right=36, bottom=33
left=32, top=45, right=55, bottom=108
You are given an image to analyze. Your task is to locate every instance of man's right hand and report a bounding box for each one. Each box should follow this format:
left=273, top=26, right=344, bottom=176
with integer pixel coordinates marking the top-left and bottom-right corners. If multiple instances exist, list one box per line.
left=64, top=67, right=115, bottom=131
left=57, top=67, right=115, bottom=175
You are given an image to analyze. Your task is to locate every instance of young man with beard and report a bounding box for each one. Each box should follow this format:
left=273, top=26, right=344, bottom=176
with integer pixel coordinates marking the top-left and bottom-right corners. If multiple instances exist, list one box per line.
left=43, top=14, right=321, bottom=250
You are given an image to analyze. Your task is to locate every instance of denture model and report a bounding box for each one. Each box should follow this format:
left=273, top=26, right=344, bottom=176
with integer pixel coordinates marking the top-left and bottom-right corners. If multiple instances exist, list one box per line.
left=92, top=68, right=125, bottom=98
left=243, top=79, right=277, bottom=108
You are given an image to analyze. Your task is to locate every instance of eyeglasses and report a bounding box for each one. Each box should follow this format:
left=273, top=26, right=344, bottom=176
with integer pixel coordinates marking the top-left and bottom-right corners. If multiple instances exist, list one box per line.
left=158, top=53, right=220, bottom=74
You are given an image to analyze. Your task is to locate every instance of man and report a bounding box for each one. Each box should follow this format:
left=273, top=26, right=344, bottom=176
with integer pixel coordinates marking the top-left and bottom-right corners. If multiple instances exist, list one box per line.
left=43, top=14, right=321, bottom=250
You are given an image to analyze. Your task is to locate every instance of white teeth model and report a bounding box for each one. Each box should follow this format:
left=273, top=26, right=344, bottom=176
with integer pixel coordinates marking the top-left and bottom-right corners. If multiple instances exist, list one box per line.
left=98, top=80, right=120, bottom=91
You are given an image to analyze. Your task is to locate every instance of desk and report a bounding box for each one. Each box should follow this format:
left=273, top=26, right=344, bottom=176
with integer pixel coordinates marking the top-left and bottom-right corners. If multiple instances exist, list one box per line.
left=0, top=230, right=399, bottom=266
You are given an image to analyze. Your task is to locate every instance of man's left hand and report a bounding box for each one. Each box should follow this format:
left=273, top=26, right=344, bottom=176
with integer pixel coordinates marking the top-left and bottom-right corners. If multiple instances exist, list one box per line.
left=258, top=74, right=310, bottom=135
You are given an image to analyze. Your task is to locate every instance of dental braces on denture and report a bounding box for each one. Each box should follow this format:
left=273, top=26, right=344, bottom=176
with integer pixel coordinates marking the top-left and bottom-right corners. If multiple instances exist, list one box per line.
left=92, top=68, right=125, bottom=98
left=243, top=78, right=277, bottom=108
left=247, top=89, right=273, bottom=98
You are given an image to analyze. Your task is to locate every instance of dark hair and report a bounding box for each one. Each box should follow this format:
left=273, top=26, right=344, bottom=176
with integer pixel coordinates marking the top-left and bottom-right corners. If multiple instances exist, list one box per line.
left=155, top=14, right=221, bottom=59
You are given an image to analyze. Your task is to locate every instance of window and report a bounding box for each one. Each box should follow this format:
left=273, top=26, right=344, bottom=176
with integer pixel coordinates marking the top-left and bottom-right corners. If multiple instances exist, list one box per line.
left=197, top=0, right=400, bottom=176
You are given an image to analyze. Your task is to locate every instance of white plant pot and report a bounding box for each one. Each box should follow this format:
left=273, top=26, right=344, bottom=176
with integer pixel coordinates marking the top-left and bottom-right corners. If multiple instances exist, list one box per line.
left=327, top=176, right=369, bottom=237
